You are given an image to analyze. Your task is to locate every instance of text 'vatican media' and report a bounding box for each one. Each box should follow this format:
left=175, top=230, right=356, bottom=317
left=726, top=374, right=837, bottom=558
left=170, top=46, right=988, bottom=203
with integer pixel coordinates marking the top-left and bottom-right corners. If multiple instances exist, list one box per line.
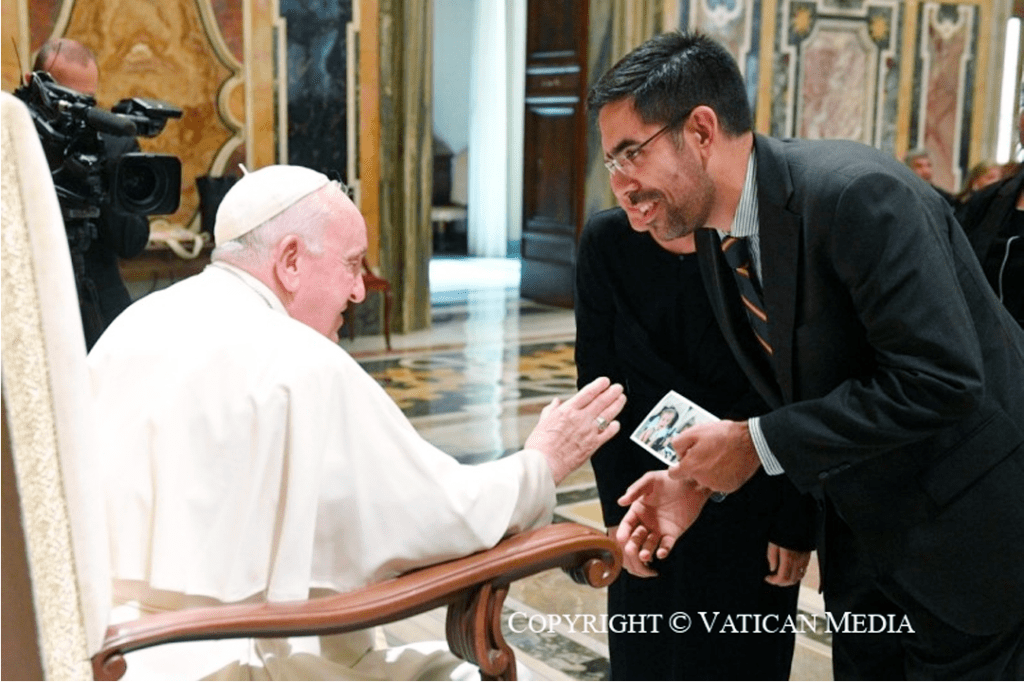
left=507, top=611, right=915, bottom=635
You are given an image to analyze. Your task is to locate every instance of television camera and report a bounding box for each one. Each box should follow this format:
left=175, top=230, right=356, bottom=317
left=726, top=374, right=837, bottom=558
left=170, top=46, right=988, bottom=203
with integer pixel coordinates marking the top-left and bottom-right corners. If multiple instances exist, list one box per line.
left=13, top=71, right=184, bottom=345
left=14, top=71, right=183, bottom=221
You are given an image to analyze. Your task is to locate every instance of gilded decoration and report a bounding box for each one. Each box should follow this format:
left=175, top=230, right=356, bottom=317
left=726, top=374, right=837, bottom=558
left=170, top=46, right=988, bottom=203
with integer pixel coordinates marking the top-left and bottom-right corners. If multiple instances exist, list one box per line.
left=869, top=9, right=890, bottom=42
left=791, top=3, right=815, bottom=37
left=376, top=0, right=432, bottom=333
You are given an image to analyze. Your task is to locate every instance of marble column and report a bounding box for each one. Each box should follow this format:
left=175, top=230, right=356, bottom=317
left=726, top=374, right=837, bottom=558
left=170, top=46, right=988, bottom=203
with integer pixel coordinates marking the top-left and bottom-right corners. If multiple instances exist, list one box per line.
left=378, top=0, right=433, bottom=333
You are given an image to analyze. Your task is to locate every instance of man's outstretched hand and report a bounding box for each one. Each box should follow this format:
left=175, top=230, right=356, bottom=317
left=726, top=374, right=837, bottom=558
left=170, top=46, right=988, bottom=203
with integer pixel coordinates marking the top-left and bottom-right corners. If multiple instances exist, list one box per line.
left=615, top=471, right=713, bottom=577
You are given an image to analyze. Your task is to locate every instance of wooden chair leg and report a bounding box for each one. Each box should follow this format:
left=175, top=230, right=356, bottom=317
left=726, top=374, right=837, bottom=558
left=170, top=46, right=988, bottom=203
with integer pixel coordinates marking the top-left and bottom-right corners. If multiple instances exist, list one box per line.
left=446, top=582, right=516, bottom=681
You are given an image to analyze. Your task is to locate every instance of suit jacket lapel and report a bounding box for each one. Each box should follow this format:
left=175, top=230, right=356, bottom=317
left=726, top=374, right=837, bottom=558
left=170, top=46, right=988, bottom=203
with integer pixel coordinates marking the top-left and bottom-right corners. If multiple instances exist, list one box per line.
left=754, top=135, right=800, bottom=404
left=696, top=229, right=783, bottom=409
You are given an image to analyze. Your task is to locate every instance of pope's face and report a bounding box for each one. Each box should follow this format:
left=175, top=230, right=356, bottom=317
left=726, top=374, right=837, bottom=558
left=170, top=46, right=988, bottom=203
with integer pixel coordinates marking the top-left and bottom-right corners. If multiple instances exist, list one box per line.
left=598, top=98, right=714, bottom=251
left=290, top=187, right=367, bottom=342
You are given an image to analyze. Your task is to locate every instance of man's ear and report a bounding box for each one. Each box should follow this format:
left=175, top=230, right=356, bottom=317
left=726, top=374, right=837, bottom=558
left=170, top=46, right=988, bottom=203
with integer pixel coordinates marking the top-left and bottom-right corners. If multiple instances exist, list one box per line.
left=273, top=235, right=302, bottom=293
left=687, top=106, right=719, bottom=148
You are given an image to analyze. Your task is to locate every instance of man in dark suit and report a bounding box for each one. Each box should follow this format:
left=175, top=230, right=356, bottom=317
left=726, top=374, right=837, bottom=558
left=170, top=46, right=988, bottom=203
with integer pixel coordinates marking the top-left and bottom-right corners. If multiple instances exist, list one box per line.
left=31, top=38, right=150, bottom=349
left=588, top=30, right=1024, bottom=679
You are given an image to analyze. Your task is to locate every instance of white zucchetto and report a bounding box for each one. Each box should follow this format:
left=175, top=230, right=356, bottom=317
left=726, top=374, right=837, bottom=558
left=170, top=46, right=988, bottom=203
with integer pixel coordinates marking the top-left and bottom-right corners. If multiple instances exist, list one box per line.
left=214, top=165, right=330, bottom=245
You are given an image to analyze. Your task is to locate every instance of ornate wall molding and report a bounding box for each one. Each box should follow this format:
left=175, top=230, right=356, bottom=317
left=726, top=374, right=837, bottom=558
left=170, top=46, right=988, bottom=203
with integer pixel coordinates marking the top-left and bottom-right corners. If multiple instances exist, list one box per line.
left=671, top=0, right=998, bottom=193
left=772, top=0, right=902, bottom=152
left=677, top=0, right=763, bottom=107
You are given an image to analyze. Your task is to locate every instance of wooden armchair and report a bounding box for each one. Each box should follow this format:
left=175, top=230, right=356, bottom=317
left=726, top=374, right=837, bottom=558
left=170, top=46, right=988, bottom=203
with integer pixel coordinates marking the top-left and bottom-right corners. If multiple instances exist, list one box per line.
left=93, top=523, right=619, bottom=680
left=1, top=92, right=620, bottom=681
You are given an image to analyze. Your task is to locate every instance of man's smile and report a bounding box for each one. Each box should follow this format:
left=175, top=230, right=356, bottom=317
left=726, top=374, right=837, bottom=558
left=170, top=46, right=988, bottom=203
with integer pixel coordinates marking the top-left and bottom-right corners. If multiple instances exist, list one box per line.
left=626, top=190, right=662, bottom=228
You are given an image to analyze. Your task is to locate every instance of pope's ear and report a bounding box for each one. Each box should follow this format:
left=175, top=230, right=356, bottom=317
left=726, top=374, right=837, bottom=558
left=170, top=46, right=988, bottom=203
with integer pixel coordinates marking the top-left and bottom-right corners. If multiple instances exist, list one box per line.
left=273, top=235, right=302, bottom=292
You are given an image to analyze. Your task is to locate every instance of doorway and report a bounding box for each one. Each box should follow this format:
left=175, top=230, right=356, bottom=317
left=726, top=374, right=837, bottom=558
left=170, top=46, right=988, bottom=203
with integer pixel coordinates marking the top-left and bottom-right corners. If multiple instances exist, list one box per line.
left=431, top=0, right=525, bottom=267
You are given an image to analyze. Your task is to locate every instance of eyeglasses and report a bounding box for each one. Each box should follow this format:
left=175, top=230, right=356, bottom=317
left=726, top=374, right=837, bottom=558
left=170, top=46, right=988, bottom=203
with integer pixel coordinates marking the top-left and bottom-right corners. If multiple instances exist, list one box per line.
left=603, top=123, right=672, bottom=175
left=603, top=108, right=696, bottom=175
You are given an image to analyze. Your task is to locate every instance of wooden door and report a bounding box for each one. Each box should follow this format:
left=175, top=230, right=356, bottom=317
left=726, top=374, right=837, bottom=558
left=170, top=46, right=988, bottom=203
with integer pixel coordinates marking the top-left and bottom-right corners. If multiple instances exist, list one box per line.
left=520, top=0, right=589, bottom=307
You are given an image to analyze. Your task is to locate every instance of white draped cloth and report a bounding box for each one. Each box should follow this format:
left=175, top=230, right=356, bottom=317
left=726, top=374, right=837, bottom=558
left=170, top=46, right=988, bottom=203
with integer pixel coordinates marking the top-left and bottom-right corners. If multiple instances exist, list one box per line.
left=88, top=263, right=556, bottom=679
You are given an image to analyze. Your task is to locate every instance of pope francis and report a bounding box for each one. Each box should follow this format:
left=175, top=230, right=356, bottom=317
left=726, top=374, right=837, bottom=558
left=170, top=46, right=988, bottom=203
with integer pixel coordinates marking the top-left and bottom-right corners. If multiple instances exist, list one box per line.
left=88, top=165, right=626, bottom=679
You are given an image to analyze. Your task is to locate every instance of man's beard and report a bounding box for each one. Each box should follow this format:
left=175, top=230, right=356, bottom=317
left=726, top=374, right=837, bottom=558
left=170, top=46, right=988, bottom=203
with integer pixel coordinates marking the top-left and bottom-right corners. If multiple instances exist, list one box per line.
left=663, top=194, right=712, bottom=240
left=635, top=180, right=714, bottom=243
left=637, top=146, right=716, bottom=240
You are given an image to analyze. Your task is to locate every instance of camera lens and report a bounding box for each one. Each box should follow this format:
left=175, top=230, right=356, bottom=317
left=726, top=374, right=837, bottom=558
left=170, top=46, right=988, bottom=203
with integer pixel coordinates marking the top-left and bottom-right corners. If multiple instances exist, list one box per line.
left=112, top=153, right=182, bottom=215
left=122, top=165, right=159, bottom=202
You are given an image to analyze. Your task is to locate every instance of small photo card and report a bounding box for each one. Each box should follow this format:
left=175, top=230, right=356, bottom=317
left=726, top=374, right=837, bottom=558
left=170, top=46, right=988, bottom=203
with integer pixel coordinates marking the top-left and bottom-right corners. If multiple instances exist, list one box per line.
left=630, top=390, right=720, bottom=467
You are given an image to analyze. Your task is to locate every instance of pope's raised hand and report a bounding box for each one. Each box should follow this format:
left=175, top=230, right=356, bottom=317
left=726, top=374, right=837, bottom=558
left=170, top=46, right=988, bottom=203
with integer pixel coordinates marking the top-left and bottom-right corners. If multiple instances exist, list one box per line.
left=526, top=377, right=626, bottom=483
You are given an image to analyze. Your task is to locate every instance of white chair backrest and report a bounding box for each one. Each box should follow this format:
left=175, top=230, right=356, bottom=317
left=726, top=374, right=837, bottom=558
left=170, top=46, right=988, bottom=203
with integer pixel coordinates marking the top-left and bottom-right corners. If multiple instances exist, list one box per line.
left=1, top=90, right=111, bottom=679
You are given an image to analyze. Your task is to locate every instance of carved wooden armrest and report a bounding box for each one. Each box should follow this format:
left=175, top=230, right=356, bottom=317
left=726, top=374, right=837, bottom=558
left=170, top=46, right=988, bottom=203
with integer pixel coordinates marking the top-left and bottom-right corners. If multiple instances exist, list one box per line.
left=92, top=522, right=621, bottom=681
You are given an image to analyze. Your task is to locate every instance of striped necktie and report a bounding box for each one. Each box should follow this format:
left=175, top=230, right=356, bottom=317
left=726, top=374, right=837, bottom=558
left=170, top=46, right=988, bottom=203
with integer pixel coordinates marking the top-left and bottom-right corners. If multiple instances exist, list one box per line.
left=721, top=236, right=773, bottom=357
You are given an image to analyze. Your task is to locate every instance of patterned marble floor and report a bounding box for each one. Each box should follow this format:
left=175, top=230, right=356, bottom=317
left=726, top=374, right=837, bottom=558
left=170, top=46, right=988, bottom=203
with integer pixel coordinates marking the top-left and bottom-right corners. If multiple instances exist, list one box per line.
left=339, top=257, right=833, bottom=681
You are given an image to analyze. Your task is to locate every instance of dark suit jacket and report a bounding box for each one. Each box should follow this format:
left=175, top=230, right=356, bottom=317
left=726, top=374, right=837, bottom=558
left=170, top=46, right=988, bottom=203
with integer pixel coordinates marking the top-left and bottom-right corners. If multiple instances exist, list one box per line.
left=954, top=168, right=1024, bottom=325
left=696, top=134, right=1024, bottom=635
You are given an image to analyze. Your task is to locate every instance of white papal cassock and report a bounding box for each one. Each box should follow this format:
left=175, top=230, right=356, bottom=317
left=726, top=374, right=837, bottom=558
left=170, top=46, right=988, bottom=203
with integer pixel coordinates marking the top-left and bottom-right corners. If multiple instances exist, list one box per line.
left=88, top=263, right=556, bottom=680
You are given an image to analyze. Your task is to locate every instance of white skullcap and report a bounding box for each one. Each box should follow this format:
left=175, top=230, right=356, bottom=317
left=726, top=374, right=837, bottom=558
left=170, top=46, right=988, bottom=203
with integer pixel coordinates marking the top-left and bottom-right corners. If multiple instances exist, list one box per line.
left=214, top=165, right=331, bottom=245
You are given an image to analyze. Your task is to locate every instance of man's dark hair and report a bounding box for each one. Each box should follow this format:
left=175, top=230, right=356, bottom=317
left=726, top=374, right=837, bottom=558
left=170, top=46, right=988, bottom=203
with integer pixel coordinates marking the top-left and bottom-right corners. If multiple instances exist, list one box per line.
left=32, top=38, right=96, bottom=73
left=587, top=31, right=752, bottom=137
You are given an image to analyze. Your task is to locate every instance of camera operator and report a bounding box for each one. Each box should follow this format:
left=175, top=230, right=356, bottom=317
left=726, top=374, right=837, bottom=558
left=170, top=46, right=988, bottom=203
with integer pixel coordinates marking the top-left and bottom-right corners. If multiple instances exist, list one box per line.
left=29, top=39, right=150, bottom=349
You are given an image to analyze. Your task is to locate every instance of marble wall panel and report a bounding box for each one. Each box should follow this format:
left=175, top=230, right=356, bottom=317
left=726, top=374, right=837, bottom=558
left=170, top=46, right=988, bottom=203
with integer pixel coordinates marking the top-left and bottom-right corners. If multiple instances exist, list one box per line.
left=798, top=21, right=875, bottom=141
left=281, top=0, right=353, bottom=182
left=211, top=0, right=245, bottom=62
left=773, top=0, right=900, bottom=150
left=909, top=2, right=978, bottom=192
left=28, top=0, right=61, bottom=44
